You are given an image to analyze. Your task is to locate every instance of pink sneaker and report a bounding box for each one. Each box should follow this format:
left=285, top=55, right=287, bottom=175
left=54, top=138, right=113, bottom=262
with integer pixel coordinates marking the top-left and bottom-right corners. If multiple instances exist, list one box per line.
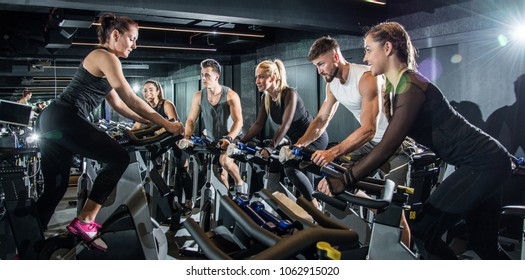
left=66, top=218, right=108, bottom=251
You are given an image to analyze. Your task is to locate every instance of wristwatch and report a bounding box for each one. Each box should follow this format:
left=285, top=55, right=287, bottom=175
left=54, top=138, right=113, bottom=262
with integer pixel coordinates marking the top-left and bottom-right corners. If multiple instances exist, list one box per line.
left=224, top=136, right=233, bottom=143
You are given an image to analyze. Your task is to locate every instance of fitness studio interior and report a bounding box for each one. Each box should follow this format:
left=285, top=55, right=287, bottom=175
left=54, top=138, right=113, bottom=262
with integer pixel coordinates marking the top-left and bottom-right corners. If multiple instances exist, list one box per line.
left=1, top=0, right=525, bottom=269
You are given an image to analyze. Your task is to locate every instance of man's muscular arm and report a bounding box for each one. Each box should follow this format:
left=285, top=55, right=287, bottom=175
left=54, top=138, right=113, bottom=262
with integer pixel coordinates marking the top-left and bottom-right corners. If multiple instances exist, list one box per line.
left=295, top=83, right=339, bottom=147
left=311, top=72, right=379, bottom=166
left=184, top=91, right=202, bottom=139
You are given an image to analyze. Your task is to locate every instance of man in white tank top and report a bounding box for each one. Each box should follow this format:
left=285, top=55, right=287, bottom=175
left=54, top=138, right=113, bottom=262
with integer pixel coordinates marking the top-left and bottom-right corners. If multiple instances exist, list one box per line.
left=295, top=36, right=411, bottom=246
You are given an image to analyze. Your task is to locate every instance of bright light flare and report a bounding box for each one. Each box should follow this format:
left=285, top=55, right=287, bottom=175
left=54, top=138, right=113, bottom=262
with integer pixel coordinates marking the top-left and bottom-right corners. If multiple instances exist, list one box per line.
left=132, top=83, right=140, bottom=93
left=26, top=133, right=40, bottom=144
left=511, top=24, right=525, bottom=43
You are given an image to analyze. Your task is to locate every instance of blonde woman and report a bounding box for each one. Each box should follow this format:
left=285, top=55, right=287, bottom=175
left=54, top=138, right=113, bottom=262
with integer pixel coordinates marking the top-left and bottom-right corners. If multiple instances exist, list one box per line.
left=241, top=59, right=328, bottom=208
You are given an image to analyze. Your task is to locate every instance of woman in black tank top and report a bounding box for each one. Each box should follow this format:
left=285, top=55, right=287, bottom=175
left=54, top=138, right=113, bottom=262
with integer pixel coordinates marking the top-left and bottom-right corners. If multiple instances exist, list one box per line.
left=132, top=80, right=192, bottom=212
left=132, top=80, right=179, bottom=129
left=35, top=14, right=184, bottom=251
left=242, top=59, right=328, bottom=209
left=321, top=22, right=511, bottom=259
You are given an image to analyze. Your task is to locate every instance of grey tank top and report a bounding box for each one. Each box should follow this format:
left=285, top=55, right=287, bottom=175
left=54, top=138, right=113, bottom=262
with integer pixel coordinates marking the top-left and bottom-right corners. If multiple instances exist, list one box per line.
left=200, top=86, right=230, bottom=141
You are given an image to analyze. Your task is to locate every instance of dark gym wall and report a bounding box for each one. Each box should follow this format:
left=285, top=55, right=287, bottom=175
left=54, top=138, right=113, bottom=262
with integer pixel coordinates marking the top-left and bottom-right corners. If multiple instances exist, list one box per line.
left=166, top=0, right=525, bottom=154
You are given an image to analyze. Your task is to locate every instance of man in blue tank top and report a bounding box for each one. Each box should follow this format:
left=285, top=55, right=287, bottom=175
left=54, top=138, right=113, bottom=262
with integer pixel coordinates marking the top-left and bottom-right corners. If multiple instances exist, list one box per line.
left=183, top=59, right=246, bottom=194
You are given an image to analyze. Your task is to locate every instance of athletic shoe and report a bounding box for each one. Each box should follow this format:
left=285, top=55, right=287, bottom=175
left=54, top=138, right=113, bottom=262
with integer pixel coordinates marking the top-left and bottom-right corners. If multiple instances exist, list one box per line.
left=234, top=183, right=248, bottom=195
left=66, top=218, right=108, bottom=251
left=182, top=200, right=193, bottom=216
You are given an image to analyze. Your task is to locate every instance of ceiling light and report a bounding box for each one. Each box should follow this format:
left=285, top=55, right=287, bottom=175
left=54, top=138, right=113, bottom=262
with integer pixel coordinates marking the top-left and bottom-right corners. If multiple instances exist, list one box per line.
left=59, top=14, right=94, bottom=28
left=31, top=80, right=71, bottom=83
left=364, top=0, right=386, bottom=5
left=33, top=76, right=74, bottom=79
left=25, top=87, right=67, bottom=90
left=71, top=41, right=216, bottom=52
left=39, top=63, right=149, bottom=70
left=511, top=23, right=525, bottom=43
left=138, top=44, right=216, bottom=52
left=91, top=22, right=264, bottom=38
left=122, top=64, right=150, bottom=70
left=42, top=66, right=78, bottom=69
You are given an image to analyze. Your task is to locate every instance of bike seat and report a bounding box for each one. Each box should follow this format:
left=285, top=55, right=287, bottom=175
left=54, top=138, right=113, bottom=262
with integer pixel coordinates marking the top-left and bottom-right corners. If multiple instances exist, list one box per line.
left=501, top=205, right=525, bottom=218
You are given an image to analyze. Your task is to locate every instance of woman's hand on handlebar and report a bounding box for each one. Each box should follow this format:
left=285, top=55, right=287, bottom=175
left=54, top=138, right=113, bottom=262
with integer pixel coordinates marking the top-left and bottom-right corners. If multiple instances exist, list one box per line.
left=259, top=147, right=273, bottom=159
left=165, top=121, right=184, bottom=136
left=317, top=178, right=334, bottom=197
left=319, top=169, right=357, bottom=196
left=311, top=149, right=336, bottom=167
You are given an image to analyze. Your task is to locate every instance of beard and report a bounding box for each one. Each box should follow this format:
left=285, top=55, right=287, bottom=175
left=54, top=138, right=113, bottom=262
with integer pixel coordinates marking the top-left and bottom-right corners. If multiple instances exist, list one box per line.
left=322, top=64, right=339, bottom=83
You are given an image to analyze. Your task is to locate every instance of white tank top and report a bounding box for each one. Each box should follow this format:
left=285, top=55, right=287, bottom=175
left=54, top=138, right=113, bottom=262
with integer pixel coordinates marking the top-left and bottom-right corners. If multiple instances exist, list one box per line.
left=329, top=63, right=388, bottom=142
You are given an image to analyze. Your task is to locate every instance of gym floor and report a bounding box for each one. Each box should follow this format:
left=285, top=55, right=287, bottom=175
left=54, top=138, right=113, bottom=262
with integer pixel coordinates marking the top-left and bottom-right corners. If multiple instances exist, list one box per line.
left=45, top=186, right=202, bottom=260
left=46, top=186, right=521, bottom=260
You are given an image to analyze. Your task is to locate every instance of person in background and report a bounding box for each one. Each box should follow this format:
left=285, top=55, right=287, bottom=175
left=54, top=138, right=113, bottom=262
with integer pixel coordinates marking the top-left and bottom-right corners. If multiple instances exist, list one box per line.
left=132, top=80, right=193, bottom=214
left=132, top=80, right=178, bottom=129
left=18, top=89, right=32, bottom=105
left=183, top=59, right=247, bottom=194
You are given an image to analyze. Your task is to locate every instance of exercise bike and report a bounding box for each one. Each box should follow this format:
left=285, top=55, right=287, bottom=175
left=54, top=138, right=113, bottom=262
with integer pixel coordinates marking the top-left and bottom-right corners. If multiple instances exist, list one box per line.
left=182, top=189, right=358, bottom=260
left=501, top=156, right=525, bottom=260
left=279, top=145, right=417, bottom=259
left=177, top=136, right=233, bottom=232
left=39, top=123, right=181, bottom=260
left=227, top=140, right=297, bottom=200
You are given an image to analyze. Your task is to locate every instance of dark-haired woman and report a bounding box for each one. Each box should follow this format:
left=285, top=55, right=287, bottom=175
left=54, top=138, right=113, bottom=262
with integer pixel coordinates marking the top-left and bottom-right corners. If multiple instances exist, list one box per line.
left=132, top=80, right=193, bottom=214
left=131, top=80, right=179, bottom=129
left=36, top=13, right=183, bottom=251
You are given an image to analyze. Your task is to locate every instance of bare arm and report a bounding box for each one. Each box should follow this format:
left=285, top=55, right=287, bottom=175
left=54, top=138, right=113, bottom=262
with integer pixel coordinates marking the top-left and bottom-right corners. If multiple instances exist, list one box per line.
left=226, top=89, right=243, bottom=139
left=328, top=71, right=378, bottom=157
left=184, top=91, right=202, bottom=139
left=310, top=72, right=379, bottom=166
left=105, top=90, right=149, bottom=124
left=131, top=99, right=178, bottom=130
left=241, top=95, right=268, bottom=142
left=84, top=50, right=182, bottom=135
left=295, top=83, right=339, bottom=147
left=163, top=100, right=179, bottom=121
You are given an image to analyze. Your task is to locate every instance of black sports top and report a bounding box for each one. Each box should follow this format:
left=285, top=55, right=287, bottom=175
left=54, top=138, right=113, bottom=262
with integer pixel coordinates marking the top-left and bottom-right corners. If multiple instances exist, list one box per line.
left=243, top=87, right=326, bottom=148
left=352, top=71, right=509, bottom=180
left=60, top=63, right=112, bottom=119
left=268, top=87, right=313, bottom=144
left=153, top=99, right=167, bottom=118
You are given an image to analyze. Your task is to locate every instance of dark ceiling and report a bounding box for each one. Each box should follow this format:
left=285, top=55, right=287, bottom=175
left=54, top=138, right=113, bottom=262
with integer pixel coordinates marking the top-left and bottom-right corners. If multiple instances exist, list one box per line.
left=0, top=0, right=392, bottom=100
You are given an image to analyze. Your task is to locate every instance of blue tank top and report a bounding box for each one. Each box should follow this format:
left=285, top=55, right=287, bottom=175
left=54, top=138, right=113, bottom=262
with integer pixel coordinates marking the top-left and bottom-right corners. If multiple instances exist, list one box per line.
left=60, top=63, right=112, bottom=119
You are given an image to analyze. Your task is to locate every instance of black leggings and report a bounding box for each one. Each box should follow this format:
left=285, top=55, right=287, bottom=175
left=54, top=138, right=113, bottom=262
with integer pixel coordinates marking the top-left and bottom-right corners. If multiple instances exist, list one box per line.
left=35, top=101, right=129, bottom=228
left=172, top=147, right=192, bottom=201
left=410, top=163, right=511, bottom=259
